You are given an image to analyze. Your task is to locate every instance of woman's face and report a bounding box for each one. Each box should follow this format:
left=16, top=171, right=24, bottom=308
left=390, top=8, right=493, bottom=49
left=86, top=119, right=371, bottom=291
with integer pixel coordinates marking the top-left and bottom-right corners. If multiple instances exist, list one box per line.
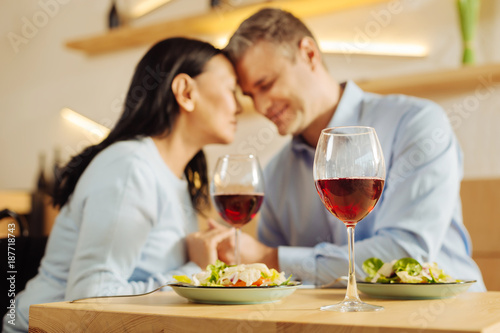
left=189, top=54, right=241, bottom=145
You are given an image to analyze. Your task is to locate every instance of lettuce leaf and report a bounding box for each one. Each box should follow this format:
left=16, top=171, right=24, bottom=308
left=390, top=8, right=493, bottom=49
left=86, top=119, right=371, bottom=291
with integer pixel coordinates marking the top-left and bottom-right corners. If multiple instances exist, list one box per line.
left=206, top=260, right=228, bottom=284
left=392, top=258, right=422, bottom=276
left=362, top=257, right=384, bottom=278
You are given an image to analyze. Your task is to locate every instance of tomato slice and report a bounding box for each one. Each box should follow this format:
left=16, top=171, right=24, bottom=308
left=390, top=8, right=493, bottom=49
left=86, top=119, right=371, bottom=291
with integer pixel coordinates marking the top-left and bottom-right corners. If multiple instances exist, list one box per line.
left=227, top=277, right=273, bottom=287
left=252, top=278, right=265, bottom=286
left=231, top=280, right=247, bottom=287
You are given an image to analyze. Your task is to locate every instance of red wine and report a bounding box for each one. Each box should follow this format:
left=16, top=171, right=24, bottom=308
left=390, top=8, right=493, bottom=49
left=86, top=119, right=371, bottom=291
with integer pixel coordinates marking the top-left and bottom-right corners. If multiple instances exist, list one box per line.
left=315, top=177, right=384, bottom=226
left=213, top=193, right=264, bottom=228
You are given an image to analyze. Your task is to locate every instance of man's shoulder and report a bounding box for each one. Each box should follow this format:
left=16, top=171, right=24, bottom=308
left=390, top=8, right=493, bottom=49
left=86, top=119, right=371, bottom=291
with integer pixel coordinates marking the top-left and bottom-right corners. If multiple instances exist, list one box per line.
left=365, top=90, right=443, bottom=114
left=362, top=91, right=448, bottom=131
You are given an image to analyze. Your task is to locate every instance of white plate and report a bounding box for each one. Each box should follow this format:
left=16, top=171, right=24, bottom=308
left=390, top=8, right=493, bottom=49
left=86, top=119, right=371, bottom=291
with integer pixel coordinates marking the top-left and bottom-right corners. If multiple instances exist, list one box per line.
left=168, top=282, right=301, bottom=304
left=357, top=280, right=476, bottom=300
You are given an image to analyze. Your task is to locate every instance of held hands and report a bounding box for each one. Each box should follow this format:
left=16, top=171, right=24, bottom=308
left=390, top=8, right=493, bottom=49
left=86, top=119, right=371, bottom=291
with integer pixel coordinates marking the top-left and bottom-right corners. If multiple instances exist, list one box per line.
left=186, top=219, right=279, bottom=270
left=186, top=218, right=233, bottom=269
left=216, top=223, right=280, bottom=270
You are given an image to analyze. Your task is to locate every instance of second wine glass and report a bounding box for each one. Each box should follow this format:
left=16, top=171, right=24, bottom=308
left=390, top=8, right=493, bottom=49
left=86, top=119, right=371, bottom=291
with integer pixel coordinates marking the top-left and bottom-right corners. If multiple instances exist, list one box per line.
left=314, top=126, right=385, bottom=312
left=210, top=154, right=265, bottom=265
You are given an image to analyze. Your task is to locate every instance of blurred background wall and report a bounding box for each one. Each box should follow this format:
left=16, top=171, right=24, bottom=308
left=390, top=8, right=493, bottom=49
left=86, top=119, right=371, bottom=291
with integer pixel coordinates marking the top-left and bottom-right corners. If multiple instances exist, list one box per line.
left=1, top=0, right=499, bottom=191
left=1, top=0, right=500, bottom=290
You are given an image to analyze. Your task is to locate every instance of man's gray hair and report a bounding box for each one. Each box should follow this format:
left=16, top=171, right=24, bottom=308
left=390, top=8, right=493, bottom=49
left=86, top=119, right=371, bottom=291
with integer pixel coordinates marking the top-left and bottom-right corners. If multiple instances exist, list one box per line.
left=224, top=8, right=319, bottom=65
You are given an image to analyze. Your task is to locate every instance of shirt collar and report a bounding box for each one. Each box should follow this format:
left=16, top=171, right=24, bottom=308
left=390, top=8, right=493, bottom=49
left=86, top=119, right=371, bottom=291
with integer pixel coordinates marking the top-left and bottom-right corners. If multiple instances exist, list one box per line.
left=327, top=80, right=364, bottom=128
left=291, top=80, right=364, bottom=154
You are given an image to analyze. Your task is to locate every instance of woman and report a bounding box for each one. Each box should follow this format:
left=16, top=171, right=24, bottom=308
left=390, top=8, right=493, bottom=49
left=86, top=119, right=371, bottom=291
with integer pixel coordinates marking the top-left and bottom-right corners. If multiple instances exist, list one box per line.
left=3, top=37, right=240, bottom=332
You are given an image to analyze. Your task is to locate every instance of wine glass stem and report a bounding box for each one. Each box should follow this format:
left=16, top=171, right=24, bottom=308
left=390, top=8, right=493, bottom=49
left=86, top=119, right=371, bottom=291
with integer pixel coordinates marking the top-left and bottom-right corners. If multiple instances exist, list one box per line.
left=235, top=228, right=241, bottom=265
left=345, top=226, right=360, bottom=301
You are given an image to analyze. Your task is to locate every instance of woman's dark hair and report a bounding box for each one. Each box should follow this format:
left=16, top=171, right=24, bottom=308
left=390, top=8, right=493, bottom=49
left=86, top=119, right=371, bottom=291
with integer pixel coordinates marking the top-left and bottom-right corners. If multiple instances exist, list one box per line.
left=53, top=37, right=221, bottom=213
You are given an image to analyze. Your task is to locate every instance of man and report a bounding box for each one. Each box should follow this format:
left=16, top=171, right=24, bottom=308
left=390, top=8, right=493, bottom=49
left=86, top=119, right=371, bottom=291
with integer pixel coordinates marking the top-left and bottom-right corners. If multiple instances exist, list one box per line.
left=215, top=8, right=485, bottom=291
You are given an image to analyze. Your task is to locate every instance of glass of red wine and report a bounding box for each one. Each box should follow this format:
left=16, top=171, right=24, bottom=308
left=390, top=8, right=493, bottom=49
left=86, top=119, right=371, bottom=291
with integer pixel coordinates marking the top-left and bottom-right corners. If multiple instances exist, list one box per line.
left=211, top=154, right=265, bottom=265
left=314, top=126, right=385, bottom=312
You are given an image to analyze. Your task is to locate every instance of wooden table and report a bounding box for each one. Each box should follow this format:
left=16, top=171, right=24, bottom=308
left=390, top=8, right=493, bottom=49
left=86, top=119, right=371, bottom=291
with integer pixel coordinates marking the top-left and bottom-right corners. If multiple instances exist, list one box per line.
left=29, top=289, right=500, bottom=333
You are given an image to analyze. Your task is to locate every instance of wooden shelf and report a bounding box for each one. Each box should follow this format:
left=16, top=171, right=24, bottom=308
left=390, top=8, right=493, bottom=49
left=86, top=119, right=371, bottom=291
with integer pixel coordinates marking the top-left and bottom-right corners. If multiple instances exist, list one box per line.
left=357, top=63, right=500, bottom=97
left=65, top=0, right=388, bottom=55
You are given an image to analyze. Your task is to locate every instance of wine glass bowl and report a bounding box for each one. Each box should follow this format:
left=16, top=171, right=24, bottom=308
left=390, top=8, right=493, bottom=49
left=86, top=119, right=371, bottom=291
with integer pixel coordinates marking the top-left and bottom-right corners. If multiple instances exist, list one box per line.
left=315, top=177, right=384, bottom=227
left=314, top=126, right=385, bottom=312
left=212, top=193, right=264, bottom=229
left=210, top=154, right=265, bottom=265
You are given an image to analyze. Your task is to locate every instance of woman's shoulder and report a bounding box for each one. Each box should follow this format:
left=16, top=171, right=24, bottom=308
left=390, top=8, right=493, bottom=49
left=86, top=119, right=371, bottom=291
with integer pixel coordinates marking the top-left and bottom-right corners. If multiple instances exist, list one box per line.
left=80, top=138, right=156, bottom=184
left=95, top=137, right=154, bottom=167
left=104, top=137, right=151, bottom=157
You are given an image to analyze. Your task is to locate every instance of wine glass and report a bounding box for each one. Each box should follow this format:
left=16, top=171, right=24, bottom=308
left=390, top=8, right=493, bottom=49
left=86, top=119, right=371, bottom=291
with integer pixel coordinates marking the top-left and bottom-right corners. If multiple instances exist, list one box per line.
left=211, top=154, right=265, bottom=265
left=313, top=126, right=385, bottom=312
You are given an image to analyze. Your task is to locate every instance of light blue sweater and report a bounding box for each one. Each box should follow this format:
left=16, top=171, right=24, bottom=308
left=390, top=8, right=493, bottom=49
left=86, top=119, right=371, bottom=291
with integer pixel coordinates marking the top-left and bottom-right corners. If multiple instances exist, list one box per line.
left=3, top=137, right=201, bottom=332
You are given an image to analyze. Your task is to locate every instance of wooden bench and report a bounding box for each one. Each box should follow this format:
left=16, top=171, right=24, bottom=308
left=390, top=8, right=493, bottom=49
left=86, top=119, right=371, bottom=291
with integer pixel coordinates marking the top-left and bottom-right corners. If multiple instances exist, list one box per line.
left=461, top=178, right=500, bottom=291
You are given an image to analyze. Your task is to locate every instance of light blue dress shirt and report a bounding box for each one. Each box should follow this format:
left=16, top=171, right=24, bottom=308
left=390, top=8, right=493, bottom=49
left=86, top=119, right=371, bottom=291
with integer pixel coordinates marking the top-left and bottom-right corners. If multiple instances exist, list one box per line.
left=258, top=81, right=486, bottom=292
left=3, top=137, right=201, bottom=333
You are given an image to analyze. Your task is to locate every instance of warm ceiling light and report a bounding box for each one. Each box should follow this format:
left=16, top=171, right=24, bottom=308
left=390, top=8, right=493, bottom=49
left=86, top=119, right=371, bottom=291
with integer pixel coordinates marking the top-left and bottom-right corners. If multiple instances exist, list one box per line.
left=319, top=41, right=428, bottom=57
left=213, top=36, right=230, bottom=49
left=117, top=0, right=174, bottom=20
left=213, top=35, right=427, bottom=58
left=60, top=108, right=110, bottom=140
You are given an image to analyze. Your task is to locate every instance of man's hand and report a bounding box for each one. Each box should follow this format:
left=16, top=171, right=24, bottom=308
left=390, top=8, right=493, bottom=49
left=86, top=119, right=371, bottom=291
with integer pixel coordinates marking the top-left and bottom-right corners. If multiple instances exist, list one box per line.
left=186, top=218, right=233, bottom=269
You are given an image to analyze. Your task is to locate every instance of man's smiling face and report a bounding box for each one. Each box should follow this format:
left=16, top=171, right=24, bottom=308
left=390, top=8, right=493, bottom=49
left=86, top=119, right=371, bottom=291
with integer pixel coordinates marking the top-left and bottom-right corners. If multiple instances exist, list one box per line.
left=235, top=41, right=318, bottom=136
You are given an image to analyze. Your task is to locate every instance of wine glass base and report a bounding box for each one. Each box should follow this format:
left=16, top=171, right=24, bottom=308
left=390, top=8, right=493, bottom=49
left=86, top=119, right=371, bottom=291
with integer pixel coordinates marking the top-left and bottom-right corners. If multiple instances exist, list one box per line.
left=320, top=300, right=384, bottom=312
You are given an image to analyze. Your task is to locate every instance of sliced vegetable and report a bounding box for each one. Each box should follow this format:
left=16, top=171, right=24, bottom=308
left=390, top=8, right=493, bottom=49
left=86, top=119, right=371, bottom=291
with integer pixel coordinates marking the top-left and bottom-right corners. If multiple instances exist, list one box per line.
left=362, top=257, right=384, bottom=278
left=175, top=260, right=293, bottom=287
left=393, top=258, right=422, bottom=276
left=362, top=257, right=457, bottom=284
left=173, top=275, right=192, bottom=284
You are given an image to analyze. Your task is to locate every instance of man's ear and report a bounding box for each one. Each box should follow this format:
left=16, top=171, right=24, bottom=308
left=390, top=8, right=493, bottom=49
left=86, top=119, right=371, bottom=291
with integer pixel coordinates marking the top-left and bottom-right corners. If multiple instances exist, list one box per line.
left=171, top=73, right=196, bottom=112
left=298, top=36, right=321, bottom=70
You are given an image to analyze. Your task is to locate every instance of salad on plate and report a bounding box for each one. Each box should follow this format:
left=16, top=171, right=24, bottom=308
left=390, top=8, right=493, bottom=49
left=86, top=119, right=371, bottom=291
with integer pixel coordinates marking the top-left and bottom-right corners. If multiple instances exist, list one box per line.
left=173, top=260, right=292, bottom=287
left=362, top=257, right=459, bottom=284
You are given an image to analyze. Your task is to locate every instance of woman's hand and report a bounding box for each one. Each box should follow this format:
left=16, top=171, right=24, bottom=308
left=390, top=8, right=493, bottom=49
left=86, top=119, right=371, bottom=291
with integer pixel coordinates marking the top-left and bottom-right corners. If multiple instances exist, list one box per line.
left=186, top=218, right=233, bottom=269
